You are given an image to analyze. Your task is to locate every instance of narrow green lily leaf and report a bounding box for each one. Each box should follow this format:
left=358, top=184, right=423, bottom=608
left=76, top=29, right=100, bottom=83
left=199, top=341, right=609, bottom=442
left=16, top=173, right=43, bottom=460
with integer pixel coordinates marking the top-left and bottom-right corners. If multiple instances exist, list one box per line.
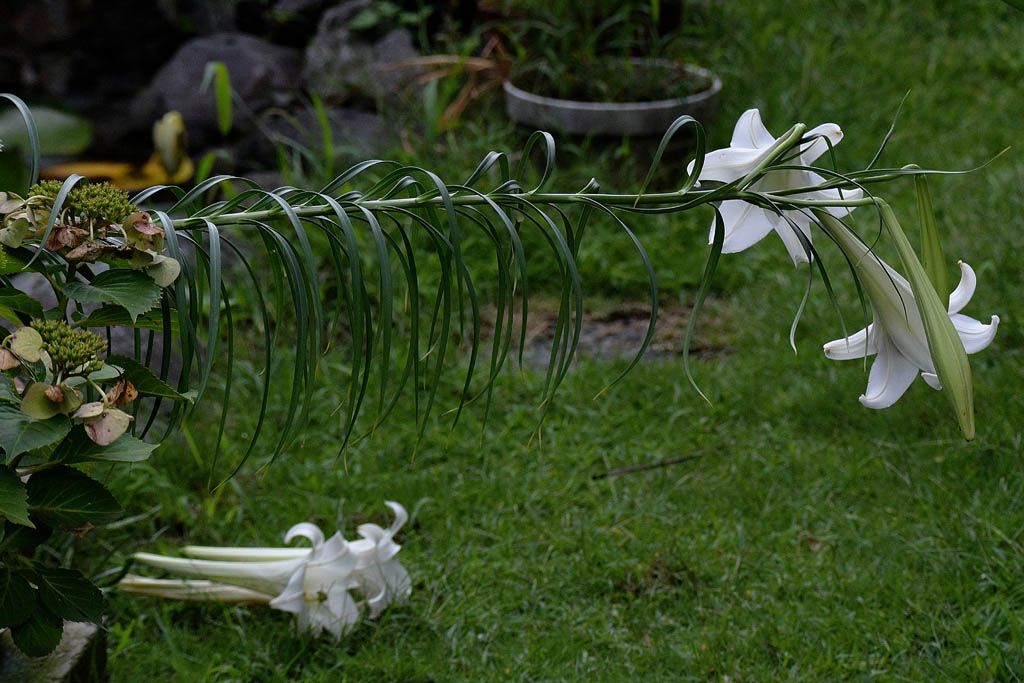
left=682, top=207, right=725, bottom=404
left=0, top=93, right=40, bottom=188
left=915, top=174, right=948, bottom=300
left=63, top=270, right=163, bottom=322
left=0, top=466, right=33, bottom=527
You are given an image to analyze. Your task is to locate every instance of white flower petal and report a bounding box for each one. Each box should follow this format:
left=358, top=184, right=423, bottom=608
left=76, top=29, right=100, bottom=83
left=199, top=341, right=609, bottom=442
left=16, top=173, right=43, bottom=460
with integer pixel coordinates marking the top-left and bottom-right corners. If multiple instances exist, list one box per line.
left=947, top=260, right=977, bottom=314
left=823, top=324, right=877, bottom=360
left=714, top=200, right=777, bottom=254
left=799, top=123, right=844, bottom=166
left=921, top=372, right=942, bottom=390
left=384, top=501, right=408, bottom=535
left=859, top=336, right=920, bottom=409
left=690, top=146, right=770, bottom=184
left=774, top=209, right=814, bottom=265
left=951, top=313, right=999, bottom=354
left=730, top=109, right=776, bottom=149
left=284, top=522, right=325, bottom=547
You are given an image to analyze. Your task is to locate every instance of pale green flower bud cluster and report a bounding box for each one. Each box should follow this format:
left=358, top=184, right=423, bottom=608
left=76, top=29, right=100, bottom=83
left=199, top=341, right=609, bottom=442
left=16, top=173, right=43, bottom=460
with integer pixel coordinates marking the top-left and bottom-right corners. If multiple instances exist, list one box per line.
left=29, top=180, right=137, bottom=224
left=30, top=319, right=107, bottom=375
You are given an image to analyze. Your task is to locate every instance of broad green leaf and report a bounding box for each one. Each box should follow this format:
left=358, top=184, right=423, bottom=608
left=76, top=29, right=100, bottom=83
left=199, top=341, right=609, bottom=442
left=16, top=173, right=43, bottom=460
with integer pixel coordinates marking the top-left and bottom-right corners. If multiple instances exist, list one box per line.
left=0, top=287, right=43, bottom=323
left=2, top=519, right=52, bottom=552
left=0, top=466, right=32, bottom=527
left=0, top=568, right=35, bottom=627
left=106, top=354, right=187, bottom=401
left=35, top=567, right=103, bottom=623
left=0, top=374, right=18, bottom=403
left=57, top=431, right=158, bottom=464
left=62, top=270, right=162, bottom=322
left=76, top=304, right=179, bottom=335
left=26, top=466, right=122, bottom=528
left=0, top=405, right=71, bottom=462
left=10, top=605, right=63, bottom=658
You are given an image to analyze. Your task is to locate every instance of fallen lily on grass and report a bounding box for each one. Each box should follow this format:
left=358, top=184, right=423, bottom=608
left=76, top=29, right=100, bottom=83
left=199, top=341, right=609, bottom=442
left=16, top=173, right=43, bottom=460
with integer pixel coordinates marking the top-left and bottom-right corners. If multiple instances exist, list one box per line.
left=119, top=502, right=411, bottom=638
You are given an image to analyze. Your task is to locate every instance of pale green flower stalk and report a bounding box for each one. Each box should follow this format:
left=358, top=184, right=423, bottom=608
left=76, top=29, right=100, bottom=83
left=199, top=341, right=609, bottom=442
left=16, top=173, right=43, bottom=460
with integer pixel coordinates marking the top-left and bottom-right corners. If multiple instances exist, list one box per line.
left=815, top=210, right=998, bottom=439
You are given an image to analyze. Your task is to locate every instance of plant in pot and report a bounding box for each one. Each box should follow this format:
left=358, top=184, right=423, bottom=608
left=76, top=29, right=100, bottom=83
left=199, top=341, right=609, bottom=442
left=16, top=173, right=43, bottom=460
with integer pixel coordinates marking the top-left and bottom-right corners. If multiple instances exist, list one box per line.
left=498, top=0, right=722, bottom=135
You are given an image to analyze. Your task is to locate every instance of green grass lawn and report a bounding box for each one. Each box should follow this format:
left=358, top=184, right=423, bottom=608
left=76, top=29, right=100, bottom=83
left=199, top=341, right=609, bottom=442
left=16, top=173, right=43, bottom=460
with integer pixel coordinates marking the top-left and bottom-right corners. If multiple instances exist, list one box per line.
left=94, top=2, right=1024, bottom=680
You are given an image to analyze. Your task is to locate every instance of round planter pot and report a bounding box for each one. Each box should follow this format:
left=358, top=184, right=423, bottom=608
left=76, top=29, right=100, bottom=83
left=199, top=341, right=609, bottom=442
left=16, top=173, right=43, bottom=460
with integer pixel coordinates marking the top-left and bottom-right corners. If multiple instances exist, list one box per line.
left=503, top=63, right=722, bottom=136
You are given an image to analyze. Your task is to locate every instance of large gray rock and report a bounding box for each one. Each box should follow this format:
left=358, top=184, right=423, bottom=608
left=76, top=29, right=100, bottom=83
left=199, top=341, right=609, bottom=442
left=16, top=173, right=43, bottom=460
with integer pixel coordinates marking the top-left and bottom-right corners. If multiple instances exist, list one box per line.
left=131, top=33, right=301, bottom=148
left=234, top=105, right=392, bottom=167
left=303, top=3, right=420, bottom=104
left=0, top=622, right=106, bottom=682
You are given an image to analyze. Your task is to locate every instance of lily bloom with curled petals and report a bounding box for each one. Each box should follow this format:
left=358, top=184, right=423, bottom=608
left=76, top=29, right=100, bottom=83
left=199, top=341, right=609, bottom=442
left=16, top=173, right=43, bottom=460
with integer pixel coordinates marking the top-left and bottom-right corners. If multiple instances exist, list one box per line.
left=821, top=226, right=998, bottom=409
left=348, top=501, right=412, bottom=617
left=267, top=523, right=361, bottom=638
left=687, top=108, right=862, bottom=264
left=122, top=503, right=412, bottom=639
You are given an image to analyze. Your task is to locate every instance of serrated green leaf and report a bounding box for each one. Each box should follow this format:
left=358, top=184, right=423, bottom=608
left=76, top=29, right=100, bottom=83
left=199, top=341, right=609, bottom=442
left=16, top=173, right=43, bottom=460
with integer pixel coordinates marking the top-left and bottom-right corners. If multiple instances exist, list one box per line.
left=26, top=466, right=121, bottom=528
left=0, top=567, right=36, bottom=628
left=0, top=374, right=18, bottom=403
left=62, top=270, right=162, bottom=322
left=0, top=405, right=71, bottom=462
left=0, top=466, right=32, bottom=527
left=11, top=605, right=63, bottom=657
left=34, top=567, right=103, bottom=623
left=0, top=287, right=43, bottom=323
left=54, top=429, right=157, bottom=464
left=76, top=305, right=179, bottom=336
left=2, top=519, right=52, bottom=552
left=106, top=354, right=187, bottom=401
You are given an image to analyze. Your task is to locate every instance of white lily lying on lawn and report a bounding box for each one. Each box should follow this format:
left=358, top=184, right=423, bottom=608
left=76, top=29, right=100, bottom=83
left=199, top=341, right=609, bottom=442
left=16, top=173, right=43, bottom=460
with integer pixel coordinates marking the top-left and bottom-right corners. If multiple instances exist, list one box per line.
left=119, top=501, right=411, bottom=638
left=687, top=108, right=862, bottom=265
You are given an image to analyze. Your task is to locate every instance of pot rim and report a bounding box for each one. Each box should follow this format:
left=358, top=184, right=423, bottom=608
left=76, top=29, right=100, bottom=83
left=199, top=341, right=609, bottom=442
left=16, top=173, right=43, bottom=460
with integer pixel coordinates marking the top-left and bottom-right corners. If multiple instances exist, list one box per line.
left=503, top=62, right=722, bottom=112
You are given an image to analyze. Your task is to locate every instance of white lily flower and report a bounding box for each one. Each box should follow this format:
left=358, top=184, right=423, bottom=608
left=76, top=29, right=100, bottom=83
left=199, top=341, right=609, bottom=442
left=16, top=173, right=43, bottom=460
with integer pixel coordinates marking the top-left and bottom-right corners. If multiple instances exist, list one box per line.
left=123, top=503, right=412, bottom=639
left=266, top=523, right=361, bottom=638
left=823, top=241, right=999, bottom=409
left=687, top=109, right=862, bottom=264
left=348, top=501, right=412, bottom=617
